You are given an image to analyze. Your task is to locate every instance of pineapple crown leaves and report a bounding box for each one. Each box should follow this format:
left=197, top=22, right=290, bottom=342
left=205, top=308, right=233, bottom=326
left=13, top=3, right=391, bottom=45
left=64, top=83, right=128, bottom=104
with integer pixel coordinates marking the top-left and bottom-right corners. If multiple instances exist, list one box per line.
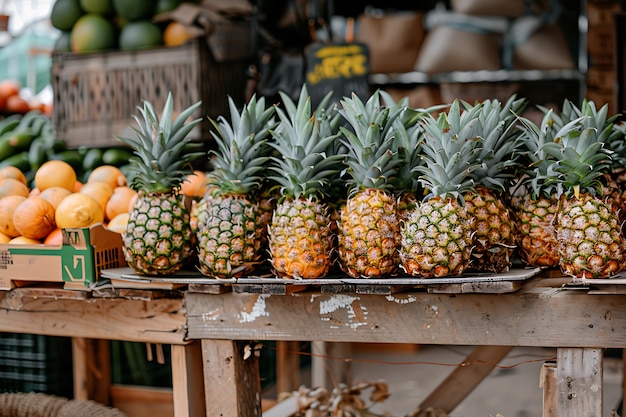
left=206, top=94, right=277, bottom=195
left=540, top=118, right=613, bottom=198
left=338, top=90, right=404, bottom=195
left=414, top=106, right=482, bottom=203
left=267, top=86, right=344, bottom=201
left=117, top=92, right=204, bottom=193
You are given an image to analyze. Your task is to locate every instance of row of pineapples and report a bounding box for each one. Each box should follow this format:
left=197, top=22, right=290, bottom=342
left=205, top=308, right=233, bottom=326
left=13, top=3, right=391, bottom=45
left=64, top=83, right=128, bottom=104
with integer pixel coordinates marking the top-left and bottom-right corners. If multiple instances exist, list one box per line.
left=117, top=87, right=626, bottom=280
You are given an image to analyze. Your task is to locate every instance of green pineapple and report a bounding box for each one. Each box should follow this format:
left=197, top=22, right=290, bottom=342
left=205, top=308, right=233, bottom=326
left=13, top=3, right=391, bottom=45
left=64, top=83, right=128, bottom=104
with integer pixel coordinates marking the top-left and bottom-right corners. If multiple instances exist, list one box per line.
left=542, top=116, right=626, bottom=278
left=117, top=93, right=203, bottom=275
left=462, top=95, right=526, bottom=273
left=195, top=95, right=276, bottom=278
left=399, top=99, right=480, bottom=278
left=337, top=90, right=404, bottom=278
left=267, top=86, right=343, bottom=279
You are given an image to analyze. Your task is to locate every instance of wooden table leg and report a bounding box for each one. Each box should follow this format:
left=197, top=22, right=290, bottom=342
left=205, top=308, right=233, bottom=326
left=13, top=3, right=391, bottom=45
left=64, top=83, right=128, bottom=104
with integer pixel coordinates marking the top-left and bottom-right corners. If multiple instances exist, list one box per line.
left=556, top=347, right=603, bottom=417
left=71, top=337, right=111, bottom=404
left=201, top=339, right=262, bottom=417
left=276, top=341, right=301, bottom=394
left=171, top=342, right=206, bottom=417
left=415, top=345, right=513, bottom=414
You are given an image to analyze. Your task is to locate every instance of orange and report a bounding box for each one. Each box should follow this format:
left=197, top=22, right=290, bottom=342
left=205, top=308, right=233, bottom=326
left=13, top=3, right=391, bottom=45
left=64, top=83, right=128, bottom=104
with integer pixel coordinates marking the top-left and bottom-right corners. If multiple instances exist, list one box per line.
left=13, top=197, right=56, bottom=240
left=35, top=160, right=77, bottom=192
left=74, top=180, right=83, bottom=192
left=43, top=228, right=64, bottom=246
left=0, top=231, right=11, bottom=244
left=87, top=165, right=127, bottom=189
left=39, top=186, right=73, bottom=210
left=29, top=187, right=41, bottom=198
left=0, top=166, right=27, bottom=185
left=163, top=21, right=195, bottom=47
left=9, top=236, right=41, bottom=244
left=105, top=186, right=137, bottom=221
left=106, top=212, right=129, bottom=234
left=80, top=181, right=114, bottom=211
left=55, top=192, right=104, bottom=229
left=0, top=195, right=27, bottom=238
left=0, top=178, right=30, bottom=199
left=181, top=170, right=208, bottom=197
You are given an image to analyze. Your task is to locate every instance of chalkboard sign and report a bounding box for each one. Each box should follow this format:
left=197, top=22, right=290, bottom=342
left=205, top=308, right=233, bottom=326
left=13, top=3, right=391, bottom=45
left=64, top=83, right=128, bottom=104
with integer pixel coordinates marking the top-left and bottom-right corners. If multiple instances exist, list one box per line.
left=305, top=42, right=371, bottom=108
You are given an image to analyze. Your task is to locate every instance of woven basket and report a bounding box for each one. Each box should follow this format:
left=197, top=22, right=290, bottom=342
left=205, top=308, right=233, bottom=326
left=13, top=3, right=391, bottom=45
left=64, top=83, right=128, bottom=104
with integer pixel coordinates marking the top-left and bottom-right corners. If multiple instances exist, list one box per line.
left=0, top=392, right=127, bottom=417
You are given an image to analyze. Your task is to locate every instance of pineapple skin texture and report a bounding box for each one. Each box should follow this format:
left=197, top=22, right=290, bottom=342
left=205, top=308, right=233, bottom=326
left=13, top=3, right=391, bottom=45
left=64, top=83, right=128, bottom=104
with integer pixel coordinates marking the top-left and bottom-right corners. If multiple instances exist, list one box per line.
left=400, top=196, right=474, bottom=278
left=122, top=191, right=194, bottom=276
left=269, top=197, right=333, bottom=279
left=338, top=188, right=400, bottom=278
left=556, top=194, right=626, bottom=279
left=196, top=193, right=262, bottom=279
left=464, top=188, right=516, bottom=273
left=512, top=194, right=560, bottom=268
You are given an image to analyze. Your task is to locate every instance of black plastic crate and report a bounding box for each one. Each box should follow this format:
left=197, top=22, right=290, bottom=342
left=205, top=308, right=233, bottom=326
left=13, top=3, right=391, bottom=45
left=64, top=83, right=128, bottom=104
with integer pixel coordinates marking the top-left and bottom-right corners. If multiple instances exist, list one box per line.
left=0, top=333, right=73, bottom=398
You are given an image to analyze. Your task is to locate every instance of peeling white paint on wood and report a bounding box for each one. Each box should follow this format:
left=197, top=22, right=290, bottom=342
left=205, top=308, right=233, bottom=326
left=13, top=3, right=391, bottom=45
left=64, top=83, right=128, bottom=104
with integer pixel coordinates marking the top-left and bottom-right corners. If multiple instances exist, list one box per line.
left=201, top=309, right=222, bottom=321
left=319, top=294, right=359, bottom=315
left=319, top=294, right=368, bottom=330
left=385, top=294, right=418, bottom=304
left=239, top=294, right=270, bottom=323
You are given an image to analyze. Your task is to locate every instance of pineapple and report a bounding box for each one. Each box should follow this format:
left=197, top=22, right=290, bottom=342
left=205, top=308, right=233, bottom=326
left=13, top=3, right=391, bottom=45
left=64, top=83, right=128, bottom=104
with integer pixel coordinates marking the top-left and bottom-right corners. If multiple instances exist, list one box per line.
left=117, top=93, right=203, bottom=275
left=462, top=96, right=526, bottom=273
left=542, top=117, right=626, bottom=278
left=337, top=90, right=404, bottom=278
left=267, top=86, right=343, bottom=279
left=195, top=95, right=276, bottom=278
left=399, top=99, right=481, bottom=278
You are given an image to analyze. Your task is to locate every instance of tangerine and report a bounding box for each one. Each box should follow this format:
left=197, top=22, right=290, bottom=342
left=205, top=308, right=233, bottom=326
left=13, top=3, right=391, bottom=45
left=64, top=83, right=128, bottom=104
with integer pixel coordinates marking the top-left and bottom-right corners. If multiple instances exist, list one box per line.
left=105, top=185, right=137, bottom=221
left=35, top=160, right=77, bottom=192
left=87, top=165, right=127, bottom=189
left=0, top=195, right=27, bottom=238
left=163, top=21, right=195, bottom=47
left=55, top=192, right=104, bottom=229
left=180, top=170, right=207, bottom=197
left=43, top=228, right=64, bottom=246
left=0, top=166, right=27, bottom=185
left=13, top=197, right=56, bottom=240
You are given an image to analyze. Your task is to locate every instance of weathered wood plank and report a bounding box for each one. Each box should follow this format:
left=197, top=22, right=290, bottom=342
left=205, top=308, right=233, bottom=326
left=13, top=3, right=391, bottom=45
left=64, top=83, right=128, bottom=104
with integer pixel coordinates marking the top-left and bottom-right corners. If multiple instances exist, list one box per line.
left=201, top=339, right=262, bottom=417
left=556, top=348, right=603, bottom=417
left=0, top=294, right=187, bottom=344
left=171, top=342, right=206, bottom=417
left=185, top=289, right=626, bottom=348
left=72, top=338, right=111, bottom=404
left=414, top=345, right=513, bottom=414
left=540, top=361, right=557, bottom=417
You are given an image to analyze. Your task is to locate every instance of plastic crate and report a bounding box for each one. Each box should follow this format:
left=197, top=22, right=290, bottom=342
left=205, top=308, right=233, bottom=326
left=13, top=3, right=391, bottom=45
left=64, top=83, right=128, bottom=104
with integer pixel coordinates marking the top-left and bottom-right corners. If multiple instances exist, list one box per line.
left=0, top=333, right=73, bottom=398
left=51, top=39, right=249, bottom=149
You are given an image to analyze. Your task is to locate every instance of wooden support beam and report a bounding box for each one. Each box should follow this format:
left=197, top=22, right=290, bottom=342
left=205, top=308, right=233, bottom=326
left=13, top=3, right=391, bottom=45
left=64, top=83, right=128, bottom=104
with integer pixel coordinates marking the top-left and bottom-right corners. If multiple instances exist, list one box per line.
left=171, top=342, right=206, bottom=417
left=414, top=345, right=513, bottom=414
left=72, top=338, right=111, bottom=405
left=540, top=361, right=557, bottom=417
left=201, top=339, right=262, bottom=417
left=556, top=348, right=603, bottom=417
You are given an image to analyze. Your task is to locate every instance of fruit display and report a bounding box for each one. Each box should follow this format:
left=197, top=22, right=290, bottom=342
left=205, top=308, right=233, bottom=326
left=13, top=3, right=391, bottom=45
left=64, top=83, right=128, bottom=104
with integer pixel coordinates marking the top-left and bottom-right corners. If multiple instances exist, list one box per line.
left=0, top=79, right=51, bottom=116
left=50, top=0, right=186, bottom=54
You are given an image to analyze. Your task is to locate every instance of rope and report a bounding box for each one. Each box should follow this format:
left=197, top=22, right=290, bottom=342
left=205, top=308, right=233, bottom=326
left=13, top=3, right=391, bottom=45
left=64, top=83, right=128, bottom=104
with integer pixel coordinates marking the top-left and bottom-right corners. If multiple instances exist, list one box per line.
left=0, top=393, right=127, bottom=417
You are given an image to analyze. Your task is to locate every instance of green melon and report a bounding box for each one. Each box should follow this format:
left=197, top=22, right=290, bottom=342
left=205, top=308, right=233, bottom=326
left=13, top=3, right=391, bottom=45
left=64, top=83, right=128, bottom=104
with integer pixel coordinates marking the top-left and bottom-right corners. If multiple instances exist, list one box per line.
left=50, top=0, right=84, bottom=31
left=113, top=0, right=155, bottom=21
left=155, top=0, right=182, bottom=14
left=54, top=31, right=72, bottom=51
left=118, top=20, right=163, bottom=50
left=70, top=13, right=117, bottom=53
left=79, top=0, right=113, bottom=14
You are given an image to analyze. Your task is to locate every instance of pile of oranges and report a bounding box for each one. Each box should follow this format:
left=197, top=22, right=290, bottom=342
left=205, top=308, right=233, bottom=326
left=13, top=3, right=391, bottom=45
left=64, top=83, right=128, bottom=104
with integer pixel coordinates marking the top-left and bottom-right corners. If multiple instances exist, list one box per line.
left=0, top=79, right=52, bottom=116
left=0, top=160, right=137, bottom=245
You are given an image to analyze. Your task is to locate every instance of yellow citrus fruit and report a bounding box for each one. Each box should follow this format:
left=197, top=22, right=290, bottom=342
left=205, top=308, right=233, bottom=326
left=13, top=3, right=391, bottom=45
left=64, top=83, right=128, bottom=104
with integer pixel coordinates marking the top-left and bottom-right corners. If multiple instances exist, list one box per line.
left=0, top=195, right=27, bottom=238
left=87, top=165, right=127, bottom=189
left=13, top=197, right=57, bottom=240
left=105, top=186, right=137, bottom=221
left=35, top=160, right=77, bottom=192
left=79, top=181, right=114, bottom=211
left=0, top=231, right=11, bottom=243
left=163, top=21, right=195, bottom=47
left=0, top=178, right=30, bottom=199
left=9, top=236, right=41, bottom=244
left=181, top=170, right=208, bottom=198
left=38, top=186, right=73, bottom=210
left=106, top=212, right=129, bottom=234
left=55, top=193, right=104, bottom=229
left=0, top=166, right=27, bottom=185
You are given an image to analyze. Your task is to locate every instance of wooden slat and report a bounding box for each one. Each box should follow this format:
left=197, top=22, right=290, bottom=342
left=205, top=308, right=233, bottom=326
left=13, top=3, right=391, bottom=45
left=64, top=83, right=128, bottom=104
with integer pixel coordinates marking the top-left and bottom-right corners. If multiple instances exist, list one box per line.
left=540, top=361, right=558, bottom=417
left=72, top=338, right=111, bottom=404
left=556, top=348, right=603, bottom=417
left=185, top=289, right=626, bottom=348
left=201, top=339, right=262, bottom=417
left=0, top=294, right=187, bottom=344
left=171, top=342, right=206, bottom=417
left=414, top=345, right=513, bottom=414
left=276, top=341, right=301, bottom=394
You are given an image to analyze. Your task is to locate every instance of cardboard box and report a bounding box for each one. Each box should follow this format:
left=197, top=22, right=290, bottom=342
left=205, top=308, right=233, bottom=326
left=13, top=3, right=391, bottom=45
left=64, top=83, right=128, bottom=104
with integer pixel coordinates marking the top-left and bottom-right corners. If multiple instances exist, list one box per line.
left=0, top=224, right=125, bottom=290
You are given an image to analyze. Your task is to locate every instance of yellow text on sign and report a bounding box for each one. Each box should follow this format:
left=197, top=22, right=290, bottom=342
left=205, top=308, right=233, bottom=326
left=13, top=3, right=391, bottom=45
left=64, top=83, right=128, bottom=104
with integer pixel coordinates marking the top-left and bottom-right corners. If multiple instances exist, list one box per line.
left=307, top=46, right=368, bottom=85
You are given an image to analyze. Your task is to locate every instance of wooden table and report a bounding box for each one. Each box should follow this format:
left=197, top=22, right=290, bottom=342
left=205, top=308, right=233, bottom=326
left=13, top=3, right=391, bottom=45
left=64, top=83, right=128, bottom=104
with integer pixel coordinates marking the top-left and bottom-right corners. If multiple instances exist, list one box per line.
left=0, top=285, right=205, bottom=417
left=184, top=273, right=626, bottom=417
